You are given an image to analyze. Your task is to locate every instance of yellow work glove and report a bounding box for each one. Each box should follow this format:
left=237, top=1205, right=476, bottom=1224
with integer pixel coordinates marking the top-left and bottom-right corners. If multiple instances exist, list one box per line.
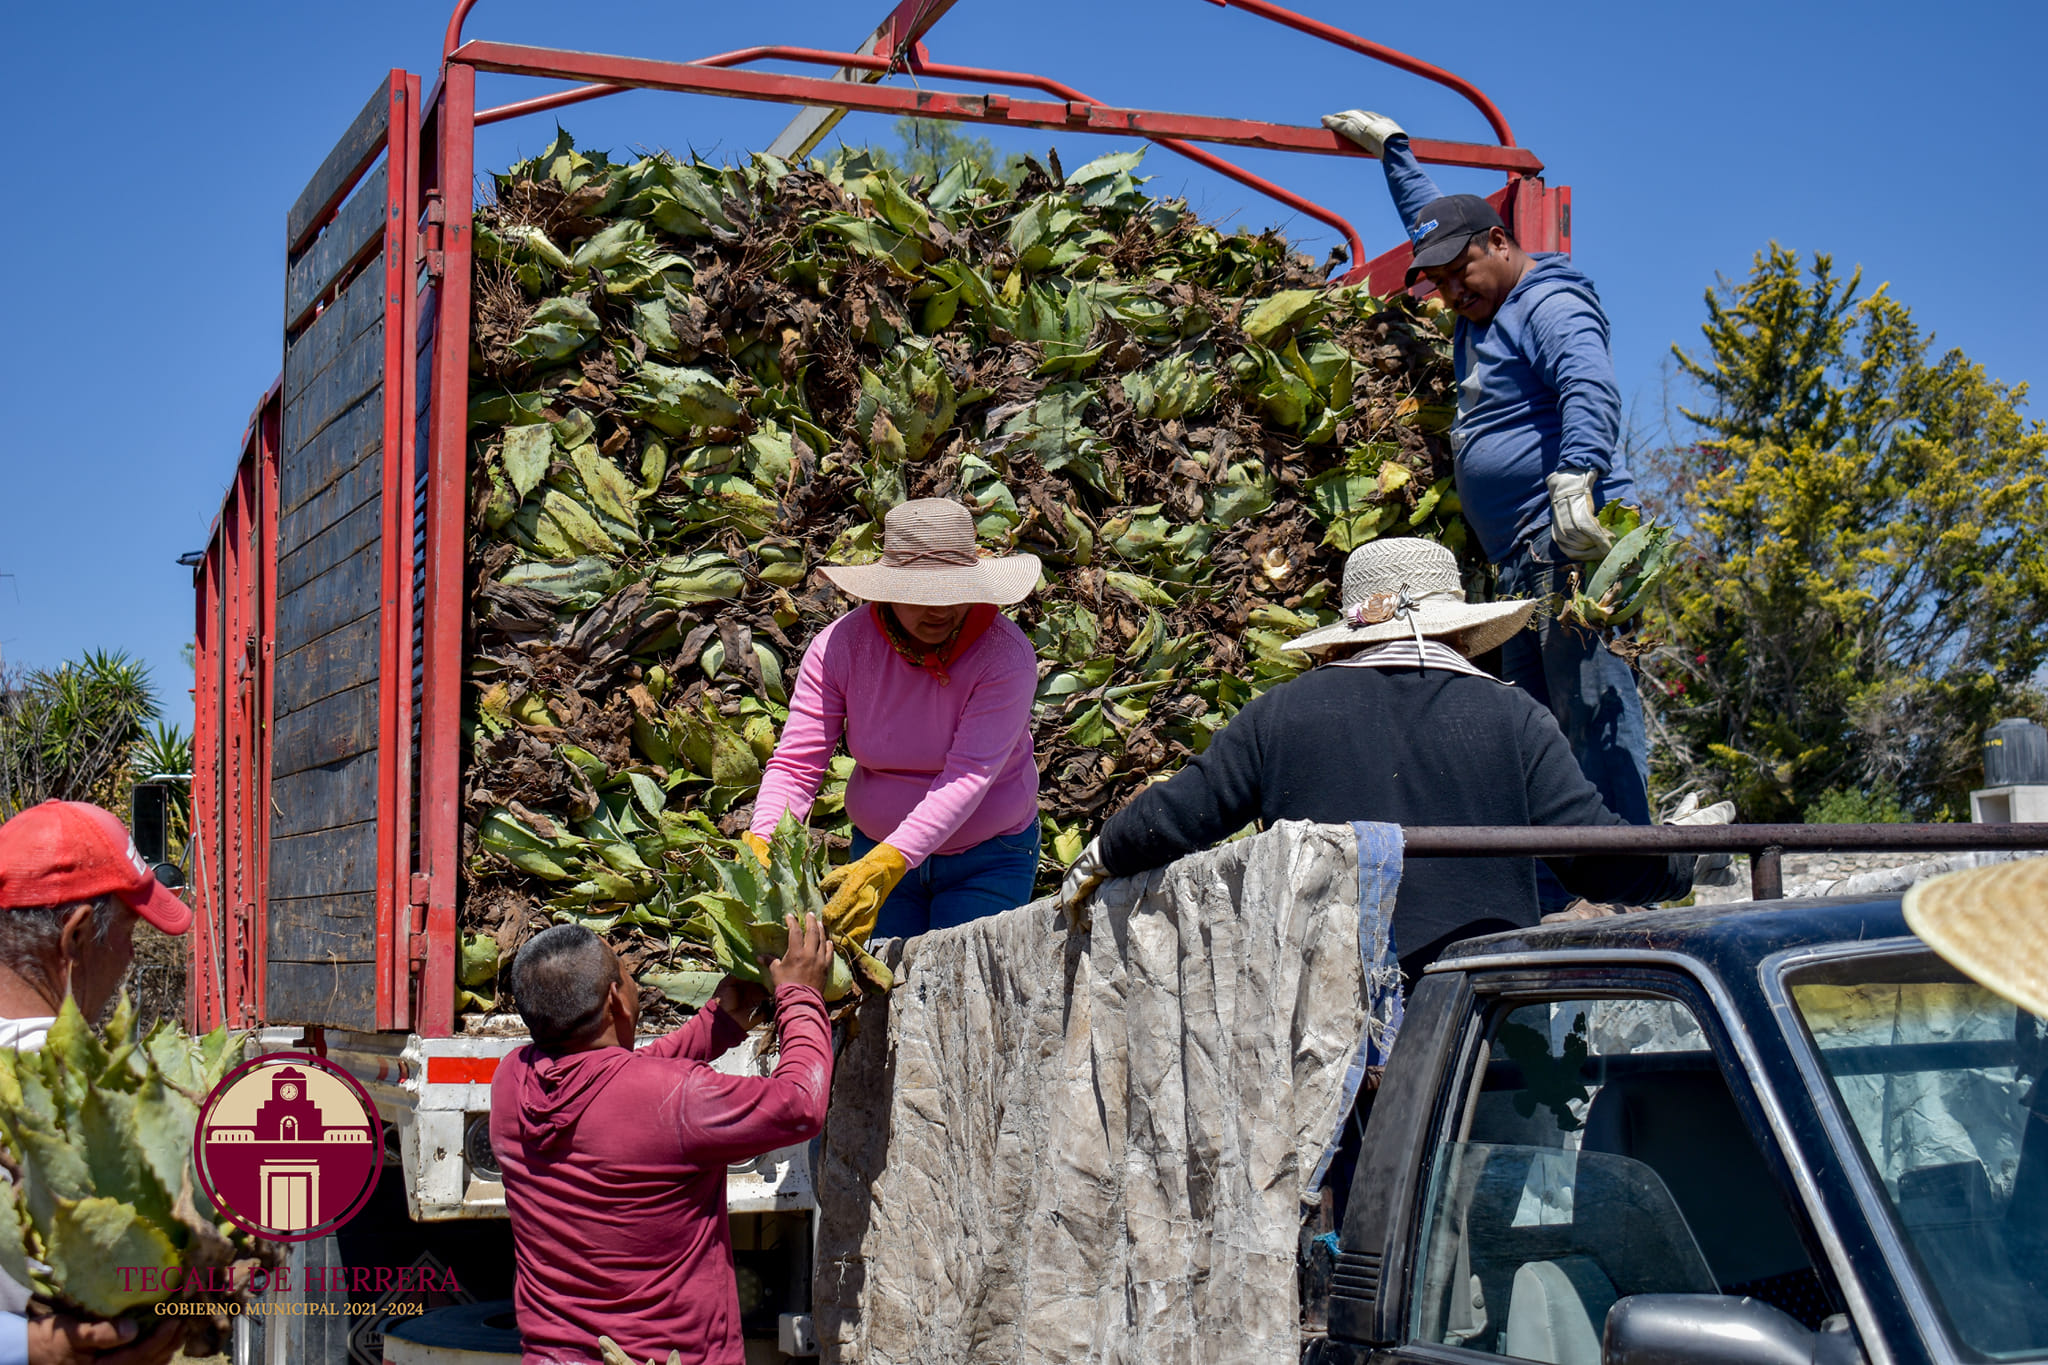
left=819, top=843, right=909, bottom=944
left=741, top=831, right=772, bottom=868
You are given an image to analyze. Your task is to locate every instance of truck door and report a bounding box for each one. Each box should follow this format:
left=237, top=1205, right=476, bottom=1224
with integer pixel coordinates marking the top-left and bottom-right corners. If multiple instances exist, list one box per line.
left=1342, top=970, right=1847, bottom=1365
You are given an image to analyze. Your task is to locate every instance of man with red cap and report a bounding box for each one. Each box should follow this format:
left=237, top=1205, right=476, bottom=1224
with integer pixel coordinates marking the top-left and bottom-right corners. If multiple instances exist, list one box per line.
left=0, top=800, right=190, bottom=1365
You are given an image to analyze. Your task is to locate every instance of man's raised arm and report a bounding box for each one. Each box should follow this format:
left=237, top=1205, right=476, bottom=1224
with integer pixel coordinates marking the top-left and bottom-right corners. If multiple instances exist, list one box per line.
left=1323, top=111, right=1444, bottom=238
left=665, top=915, right=837, bottom=1166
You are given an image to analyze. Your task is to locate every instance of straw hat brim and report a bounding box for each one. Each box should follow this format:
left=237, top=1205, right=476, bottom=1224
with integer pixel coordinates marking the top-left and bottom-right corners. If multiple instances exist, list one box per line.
left=1285, top=597, right=1536, bottom=659
left=818, top=553, right=1042, bottom=607
left=1902, top=859, right=2048, bottom=1018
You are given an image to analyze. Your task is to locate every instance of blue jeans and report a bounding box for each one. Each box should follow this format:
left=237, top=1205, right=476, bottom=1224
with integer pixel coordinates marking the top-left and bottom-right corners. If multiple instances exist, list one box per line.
left=853, top=822, right=1043, bottom=940
left=1496, top=528, right=1653, bottom=828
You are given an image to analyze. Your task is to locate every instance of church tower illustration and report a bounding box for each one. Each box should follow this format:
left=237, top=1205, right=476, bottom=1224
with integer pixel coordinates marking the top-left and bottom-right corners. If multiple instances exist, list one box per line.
left=255, top=1068, right=325, bottom=1142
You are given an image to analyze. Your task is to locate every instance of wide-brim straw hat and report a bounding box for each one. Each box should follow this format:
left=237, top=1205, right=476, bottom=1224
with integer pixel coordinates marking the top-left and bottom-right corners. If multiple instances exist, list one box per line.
left=818, top=498, right=1042, bottom=607
left=1285, top=537, right=1535, bottom=657
left=1902, top=858, right=2048, bottom=1018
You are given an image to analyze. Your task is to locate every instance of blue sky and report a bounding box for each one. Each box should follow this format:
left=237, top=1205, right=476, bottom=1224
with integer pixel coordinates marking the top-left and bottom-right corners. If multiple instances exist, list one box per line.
left=3, top=1, right=2041, bottom=724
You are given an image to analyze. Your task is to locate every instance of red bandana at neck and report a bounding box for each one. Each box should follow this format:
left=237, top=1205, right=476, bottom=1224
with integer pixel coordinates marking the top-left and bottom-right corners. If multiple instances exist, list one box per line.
left=872, top=603, right=998, bottom=686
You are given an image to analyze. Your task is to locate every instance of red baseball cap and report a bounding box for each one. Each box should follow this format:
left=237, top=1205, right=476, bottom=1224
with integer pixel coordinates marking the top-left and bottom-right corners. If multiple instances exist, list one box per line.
left=0, top=801, right=193, bottom=935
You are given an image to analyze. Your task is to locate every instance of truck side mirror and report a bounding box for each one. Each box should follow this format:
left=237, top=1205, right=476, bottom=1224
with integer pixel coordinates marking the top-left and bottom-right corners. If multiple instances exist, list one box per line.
left=131, top=782, right=171, bottom=865
left=1605, top=1296, right=1866, bottom=1365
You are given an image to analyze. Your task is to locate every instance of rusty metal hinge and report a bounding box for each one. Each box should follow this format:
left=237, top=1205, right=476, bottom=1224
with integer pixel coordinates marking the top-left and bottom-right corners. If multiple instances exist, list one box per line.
left=421, top=193, right=447, bottom=281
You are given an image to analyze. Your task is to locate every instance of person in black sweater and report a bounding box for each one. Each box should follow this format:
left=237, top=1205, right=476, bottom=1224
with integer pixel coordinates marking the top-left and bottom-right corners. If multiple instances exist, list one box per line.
left=1059, top=538, right=1693, bottom=977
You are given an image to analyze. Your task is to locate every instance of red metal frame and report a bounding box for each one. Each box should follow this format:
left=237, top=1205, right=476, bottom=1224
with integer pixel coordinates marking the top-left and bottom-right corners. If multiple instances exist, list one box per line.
left=189, top=387, right=280, bottom=1033
left=376, top=73, right=425, bottom=1032
left=198, top=3, right=1567, bottom=1039
left=452, top=40, right=1540, bottom=171
left=450, top=0, right=1550, bottom=284
left=412, top=63, right=475, bottom=1037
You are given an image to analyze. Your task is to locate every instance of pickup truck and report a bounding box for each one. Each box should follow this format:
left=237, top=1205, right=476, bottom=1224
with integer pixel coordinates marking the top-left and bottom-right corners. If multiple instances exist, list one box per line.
left=1309, top=894, right=2046, bottom=1365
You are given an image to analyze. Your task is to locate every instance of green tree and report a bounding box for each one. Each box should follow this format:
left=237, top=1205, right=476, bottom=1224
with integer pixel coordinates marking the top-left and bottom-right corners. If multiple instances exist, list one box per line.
left=1644, top=245, right=2048, bottom=820
left=858, top=117, right=1024, bottom=184
left=0, top=650, right=162, bottom=817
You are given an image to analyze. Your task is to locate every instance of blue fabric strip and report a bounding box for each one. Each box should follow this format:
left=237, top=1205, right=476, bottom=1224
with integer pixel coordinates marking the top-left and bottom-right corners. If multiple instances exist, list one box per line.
left=1306, top=820, right=1406, bottom=1199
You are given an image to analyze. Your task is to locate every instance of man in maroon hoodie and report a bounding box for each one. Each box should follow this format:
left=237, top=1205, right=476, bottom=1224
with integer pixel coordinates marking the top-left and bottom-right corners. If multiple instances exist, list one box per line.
left=491, top=914, right=835, bottom=1365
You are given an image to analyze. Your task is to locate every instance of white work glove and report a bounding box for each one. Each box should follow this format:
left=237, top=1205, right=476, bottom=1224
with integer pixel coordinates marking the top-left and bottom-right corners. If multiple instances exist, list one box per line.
left=1546, top=469, right=1615, bottom=561
left=1670, top=798, right=1739, bottom=887
left=1057, top=837, right=1110, bottom=933
left=1321, top=109, right=1405, bottom=157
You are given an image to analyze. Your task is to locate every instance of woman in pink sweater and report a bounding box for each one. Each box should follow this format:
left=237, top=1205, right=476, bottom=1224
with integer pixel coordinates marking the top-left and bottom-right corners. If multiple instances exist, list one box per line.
left=747, top=498, right=1043, bottom=939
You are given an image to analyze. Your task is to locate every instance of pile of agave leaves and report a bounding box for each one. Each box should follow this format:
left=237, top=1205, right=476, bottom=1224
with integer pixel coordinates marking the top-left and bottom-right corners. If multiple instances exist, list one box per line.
left=460, top=129, right=1484, bottom=1022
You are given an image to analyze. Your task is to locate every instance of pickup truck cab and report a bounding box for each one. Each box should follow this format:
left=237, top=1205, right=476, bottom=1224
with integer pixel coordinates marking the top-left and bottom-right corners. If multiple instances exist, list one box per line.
left=1315, top=896, right=2047, bottom=1365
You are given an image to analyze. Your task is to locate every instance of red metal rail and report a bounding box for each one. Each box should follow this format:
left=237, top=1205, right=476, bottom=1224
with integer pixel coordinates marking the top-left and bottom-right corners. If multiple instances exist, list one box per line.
left=189, top=386, right=280, bottom=1032
left=452, top=0, right=1549, bottom=283
left=473, top=42, right=1382, bottom=280
left=454, top=39, right=1541, bottom=173
left=1199, top=0, right=1517, bottom=149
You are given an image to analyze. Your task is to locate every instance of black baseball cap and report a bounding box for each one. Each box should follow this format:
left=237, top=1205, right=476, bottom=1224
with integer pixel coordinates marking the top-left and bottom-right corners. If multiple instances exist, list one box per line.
left=1404, top=194, right=1505, bottom=285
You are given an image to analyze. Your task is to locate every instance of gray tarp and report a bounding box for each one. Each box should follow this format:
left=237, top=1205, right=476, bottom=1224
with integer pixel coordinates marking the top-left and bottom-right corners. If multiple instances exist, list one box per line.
left=814, top=820, right=1390, bottom=1365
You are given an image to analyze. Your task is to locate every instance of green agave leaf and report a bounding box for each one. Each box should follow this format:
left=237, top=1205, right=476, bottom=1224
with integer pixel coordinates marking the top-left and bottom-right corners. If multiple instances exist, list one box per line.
left=1242, top=289, right=1329, bottom=346
left=1584, top=523, right=1656, bottom=605
left=0, top=1176, right=25, bottom=1292
left=570, top=219, right=645, bottom=272
left=460, top=933, right=501, bottom=987
left=814, top=213, right=923, bottom=276
left=129, top=1075, right=199, bottom=1228
left=44, top=1197, right=181, bottom=1317
left=16, top=1124, right=92, bottom=1233
left=621, top=362, right=747, bottom=436
left=842, top=938, right=894, bottom=994
left=480, top=810, right=579, bottom=881
left=539, top=489, right=622, bottom=556
left=511, top=296, right=601, bottom=360
left=45, top=998, right=107, bottom=1097
left=570, top=446, right=642, bottom=528
left=640, top=970, right=726, bottom=1010
left=78, top=1085, right=177, bottom=1237
left=500, top=556, right=616, bottom=599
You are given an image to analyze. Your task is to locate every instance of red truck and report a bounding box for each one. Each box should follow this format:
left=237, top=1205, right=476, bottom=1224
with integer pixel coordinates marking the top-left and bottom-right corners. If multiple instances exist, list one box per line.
left=184, top=3, right=1571, bottom=1358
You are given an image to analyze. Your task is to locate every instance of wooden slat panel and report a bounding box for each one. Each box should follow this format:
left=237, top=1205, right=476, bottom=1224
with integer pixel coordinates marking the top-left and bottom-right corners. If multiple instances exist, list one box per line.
left=285, top=162, right=388, bottom=334
left=278, top=480, right=380, bottom=594
left=278, top=384, right=378, bottom=527
left=263, top=959, right=377, bottom=1030
left=269, top=756, right=380, bottom=840
left=275, top=541, right=380, bottom=655
left=273, top=614, right=380, bottom=716
left=287, top=79, right=393, bottom=254
left=284, top=264, right=384, bottom=406
left=283, top=318, right=383, bottom=458
left=271, top=681, right=378, bottom=778
left=267, top=891, right=376, bottom=959
left=268, top=822, right=376, bottom=900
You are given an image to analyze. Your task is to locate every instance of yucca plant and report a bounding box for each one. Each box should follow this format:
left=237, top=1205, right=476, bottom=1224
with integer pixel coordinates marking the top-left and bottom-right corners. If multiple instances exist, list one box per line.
left=0, top=652, right=160, bottom=817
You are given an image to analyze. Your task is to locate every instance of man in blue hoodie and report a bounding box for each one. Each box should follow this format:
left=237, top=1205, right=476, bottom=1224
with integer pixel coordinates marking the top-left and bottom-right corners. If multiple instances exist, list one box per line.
left=1323, top=108, right=1652, bottom=843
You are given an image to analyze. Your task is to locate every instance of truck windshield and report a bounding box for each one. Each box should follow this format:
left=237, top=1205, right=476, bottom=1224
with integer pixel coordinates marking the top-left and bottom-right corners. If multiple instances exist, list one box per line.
left=1786, top=952, right=2048, bottom=1360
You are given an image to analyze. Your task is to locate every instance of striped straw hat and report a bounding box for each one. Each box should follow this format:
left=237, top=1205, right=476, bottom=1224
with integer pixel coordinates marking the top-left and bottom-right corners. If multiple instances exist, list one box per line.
left=1285, top=538, right=1534, bottom=658
left=819, top=498, right=1042, bottom=607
